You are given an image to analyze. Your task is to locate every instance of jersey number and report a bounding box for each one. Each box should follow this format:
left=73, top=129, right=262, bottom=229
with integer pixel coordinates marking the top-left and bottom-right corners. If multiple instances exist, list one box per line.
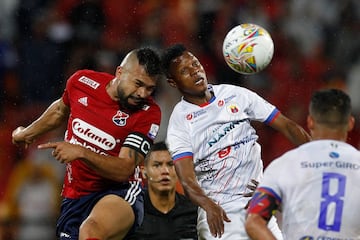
left=318, top=172, right=346, bottom=232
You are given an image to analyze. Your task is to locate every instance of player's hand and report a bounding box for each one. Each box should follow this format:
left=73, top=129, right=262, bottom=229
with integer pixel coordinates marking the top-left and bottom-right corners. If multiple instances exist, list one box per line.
left=38, top=141, right=84, bottom=164
left=244, top=179, right=259, bottom=209
left=205, top=201, right=231, bottom=238
left=244, top=179, right=259, bottom=197
left=12, top=126, right=33, bottom=148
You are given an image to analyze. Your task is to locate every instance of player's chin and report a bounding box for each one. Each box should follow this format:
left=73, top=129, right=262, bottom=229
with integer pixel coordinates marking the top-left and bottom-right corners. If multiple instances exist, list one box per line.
left=126, top=99, right=144, bottom=110
left=130, top=96, right=146, bottom=104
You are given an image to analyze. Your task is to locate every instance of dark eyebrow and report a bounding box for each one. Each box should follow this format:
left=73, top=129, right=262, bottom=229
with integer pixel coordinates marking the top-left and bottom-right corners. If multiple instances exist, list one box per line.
left=135, top=79, right=156, bottom=89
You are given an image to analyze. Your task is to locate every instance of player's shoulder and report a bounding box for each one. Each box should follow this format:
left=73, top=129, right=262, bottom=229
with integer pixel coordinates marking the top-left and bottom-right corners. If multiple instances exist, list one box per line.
left=268, top=141, right=335, bottom=167
left=68, top=69, right=113, bottom=87
left=71, top=69, right=113, bottom=78
left=213, top=84, right=256, bottom=98
left=170, top=98, right=190, bottom=115
left=213, top=83, right=248, bottom=91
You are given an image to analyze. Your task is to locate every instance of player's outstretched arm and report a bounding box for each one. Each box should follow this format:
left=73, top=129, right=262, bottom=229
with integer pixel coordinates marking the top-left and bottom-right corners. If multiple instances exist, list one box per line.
left=12, top=98, right=69, bottom=148
left=269, top=113, right=311, bottom=146
left=174, top=157, right=231, bottom=238
left=38, top=142, right=142, bottom=182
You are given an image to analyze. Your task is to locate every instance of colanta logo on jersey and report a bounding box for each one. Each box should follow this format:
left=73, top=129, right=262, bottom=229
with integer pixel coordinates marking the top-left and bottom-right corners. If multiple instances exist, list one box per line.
left=112, top=110, right=129, bottom=126
left=72, top=118, right=116, bottom=150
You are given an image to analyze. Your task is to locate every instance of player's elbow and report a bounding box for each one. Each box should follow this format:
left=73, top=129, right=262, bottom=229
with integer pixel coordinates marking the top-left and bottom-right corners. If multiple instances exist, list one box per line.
left=245, top=214, right=257, bottom=236
left=113, top=163, right=136, bottom=182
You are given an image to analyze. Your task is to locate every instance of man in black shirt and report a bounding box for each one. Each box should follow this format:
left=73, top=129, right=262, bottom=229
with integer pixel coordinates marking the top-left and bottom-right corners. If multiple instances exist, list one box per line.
left=128, top=141, right=198, bottom=240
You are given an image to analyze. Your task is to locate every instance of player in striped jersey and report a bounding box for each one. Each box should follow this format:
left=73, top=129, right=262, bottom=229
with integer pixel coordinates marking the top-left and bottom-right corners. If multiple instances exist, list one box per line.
left=12, top=47, right=164, bottom=240
left=246, top=89, right=359, bottom=239
left=162, top=44, right=311, bottom=239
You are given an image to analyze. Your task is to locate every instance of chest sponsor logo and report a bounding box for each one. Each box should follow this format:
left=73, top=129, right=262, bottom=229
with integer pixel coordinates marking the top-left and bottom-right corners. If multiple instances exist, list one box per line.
left=218, top=99, right=225, bottom=107
left=208, top=120, right=243, bottom=147
left=79, top=76, right=100, bottom=89
left=72, top=118, right=116, bottom=150
left=186, top=113, right=193, bottom=120
left=112, top=110, right=129, bottom=126
left=218, top=146, right=231, bottom=158
left=186, top=109, right=207, bottom=121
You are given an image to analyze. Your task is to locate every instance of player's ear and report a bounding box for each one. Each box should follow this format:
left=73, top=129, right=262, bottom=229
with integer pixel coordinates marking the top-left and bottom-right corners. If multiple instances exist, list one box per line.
left=307, top=115, right=314, bottom=131
left=140, top=166, right=147, bottom=179
left=348, top=116, right=355, bottom=132
left=115, top=66, right=123, bottom=75
left=167, top=78, right=177, bottom=88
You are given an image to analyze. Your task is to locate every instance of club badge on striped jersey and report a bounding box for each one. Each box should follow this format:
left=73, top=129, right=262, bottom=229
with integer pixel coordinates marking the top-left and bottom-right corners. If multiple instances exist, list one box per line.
left=112, top=110, right=129, bottom=126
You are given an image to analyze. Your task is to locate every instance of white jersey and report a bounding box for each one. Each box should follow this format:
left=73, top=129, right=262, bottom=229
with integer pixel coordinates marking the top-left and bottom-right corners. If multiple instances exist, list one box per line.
left=260, top=140, right=360, bottom=238
left=167, top=84, right=279, bottom=205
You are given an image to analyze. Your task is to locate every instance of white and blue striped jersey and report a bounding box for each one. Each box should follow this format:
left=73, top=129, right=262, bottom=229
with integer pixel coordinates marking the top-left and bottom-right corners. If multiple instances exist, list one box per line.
left=259, top=140, right=360, bottom=238
left=166, top=84, right=279, bottom=206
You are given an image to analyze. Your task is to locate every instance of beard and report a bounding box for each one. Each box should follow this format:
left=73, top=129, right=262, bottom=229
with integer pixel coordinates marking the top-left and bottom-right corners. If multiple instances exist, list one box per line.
left=118, top=90, right=147, bottom=111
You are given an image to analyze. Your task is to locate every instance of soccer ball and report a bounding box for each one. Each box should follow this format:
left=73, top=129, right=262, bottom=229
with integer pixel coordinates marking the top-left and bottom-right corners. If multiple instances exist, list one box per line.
left=222, top=23, right=274, bottom=75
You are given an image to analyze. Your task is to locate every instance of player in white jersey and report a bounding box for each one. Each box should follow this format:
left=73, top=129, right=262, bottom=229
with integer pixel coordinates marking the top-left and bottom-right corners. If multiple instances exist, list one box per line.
left=162, top=44, right=311, bottom=239
left=246, top=88, right=359, bottom=239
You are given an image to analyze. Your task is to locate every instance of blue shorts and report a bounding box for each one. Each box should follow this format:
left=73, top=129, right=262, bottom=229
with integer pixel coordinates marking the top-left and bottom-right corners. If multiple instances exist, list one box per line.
left=56, top=182, right=144, bottom=240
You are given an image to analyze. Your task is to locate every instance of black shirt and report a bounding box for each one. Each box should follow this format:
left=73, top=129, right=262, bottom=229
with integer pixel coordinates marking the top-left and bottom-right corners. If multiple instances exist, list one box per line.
left=128, top=189, right=198, bottom=240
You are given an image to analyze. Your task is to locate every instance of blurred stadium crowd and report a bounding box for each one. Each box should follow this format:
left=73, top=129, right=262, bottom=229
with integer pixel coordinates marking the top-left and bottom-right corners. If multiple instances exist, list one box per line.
left=0, top=0, right=359, bottom=239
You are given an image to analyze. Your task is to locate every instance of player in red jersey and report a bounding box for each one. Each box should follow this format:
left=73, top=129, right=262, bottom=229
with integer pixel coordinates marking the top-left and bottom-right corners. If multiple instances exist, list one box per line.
left=12, top=47, right=164, bottom=240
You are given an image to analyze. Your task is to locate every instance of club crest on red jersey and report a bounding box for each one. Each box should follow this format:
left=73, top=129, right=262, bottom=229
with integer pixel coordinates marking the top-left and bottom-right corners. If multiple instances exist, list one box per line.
left=112, top=110, right=129, bottom=126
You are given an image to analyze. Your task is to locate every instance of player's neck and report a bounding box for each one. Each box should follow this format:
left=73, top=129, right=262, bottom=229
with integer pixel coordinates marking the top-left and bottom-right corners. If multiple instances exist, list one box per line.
left=106, top=78, right=118, bottom=101
left=149, top=189, right=176, bottom=214
left=183, top=90, right=213, bottom=106
left=311, top=127, right=348, bottom=142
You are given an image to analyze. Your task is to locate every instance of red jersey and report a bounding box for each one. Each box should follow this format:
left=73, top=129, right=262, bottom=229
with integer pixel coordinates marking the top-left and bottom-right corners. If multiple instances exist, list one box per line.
left=61, top=69, right=161, bottom=198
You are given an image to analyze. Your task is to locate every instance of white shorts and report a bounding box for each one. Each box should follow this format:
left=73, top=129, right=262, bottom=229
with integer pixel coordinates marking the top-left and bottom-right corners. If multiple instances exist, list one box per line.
left=197, top=201, right=283, bottom=240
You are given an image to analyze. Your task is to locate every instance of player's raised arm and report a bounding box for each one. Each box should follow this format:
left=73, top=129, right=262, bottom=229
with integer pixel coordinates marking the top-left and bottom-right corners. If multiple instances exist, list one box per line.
left=12, top=98, right=69, bottom=148
left=269, top=113, right=311, bottom=146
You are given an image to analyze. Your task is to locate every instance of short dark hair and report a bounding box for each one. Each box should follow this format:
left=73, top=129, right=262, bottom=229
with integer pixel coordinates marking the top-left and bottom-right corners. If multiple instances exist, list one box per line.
left=161, top=44, right=187, bottom=77
left=310, top=88, right=351, bottom=127
left=144, top=141, right=170, bottom=165
left=136, top=47, right=163, bottom=77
